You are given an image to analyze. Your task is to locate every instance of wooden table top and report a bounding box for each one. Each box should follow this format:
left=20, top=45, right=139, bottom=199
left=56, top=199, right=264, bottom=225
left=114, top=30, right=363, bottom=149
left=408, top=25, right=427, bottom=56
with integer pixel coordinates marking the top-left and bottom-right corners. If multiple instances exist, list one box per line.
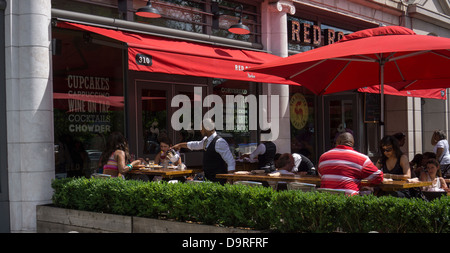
left=217, top=172, right=433, bottom=191
left=129, top=167, right=193, bottom=178
left=216, top=173, right=321, bottom=185
left=362, top=180, right=432, bottom=190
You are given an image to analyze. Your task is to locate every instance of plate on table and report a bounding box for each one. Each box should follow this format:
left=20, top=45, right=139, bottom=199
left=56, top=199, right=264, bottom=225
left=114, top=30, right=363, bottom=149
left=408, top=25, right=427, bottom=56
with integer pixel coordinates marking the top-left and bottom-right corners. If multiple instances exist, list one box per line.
left=234, top=171, right=251, bottom=175
left=251, top=170, right=265, bottom=174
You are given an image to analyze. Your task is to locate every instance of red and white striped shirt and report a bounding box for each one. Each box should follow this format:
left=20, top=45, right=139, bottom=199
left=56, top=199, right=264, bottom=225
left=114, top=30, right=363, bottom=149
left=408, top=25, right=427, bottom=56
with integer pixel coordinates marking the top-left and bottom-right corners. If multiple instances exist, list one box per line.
left=318, top=145, right=383, bottom=195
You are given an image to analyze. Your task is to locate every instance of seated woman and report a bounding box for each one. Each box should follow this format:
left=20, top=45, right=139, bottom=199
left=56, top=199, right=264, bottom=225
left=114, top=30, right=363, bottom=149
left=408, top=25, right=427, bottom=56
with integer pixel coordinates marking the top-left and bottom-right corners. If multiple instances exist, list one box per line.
left=100, top=131, right=142, bottom=178
left=420, top=158, right=449, bottom=192
left=376, top=135, right=411, bottom=179
left=154, top=136, right=182, bottom=166
left=376, top=135, right=412, bottom=197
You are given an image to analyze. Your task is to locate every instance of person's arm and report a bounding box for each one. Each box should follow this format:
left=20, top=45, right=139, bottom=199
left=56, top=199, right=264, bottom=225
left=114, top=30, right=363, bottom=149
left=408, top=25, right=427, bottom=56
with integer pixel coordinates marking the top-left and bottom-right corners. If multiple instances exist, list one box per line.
left=172, top=137, right=207, bottom=151
left=116, top=150, right=141, bottom=174
left=292, top=153, right=301, bottom=172
left=171, top=142, right=188, bottom=150
left=439, top=177, right=448, bottom=191
left=399, top=155, right=411, bottom=178
left=436, top=148, right=444, bottom=162
left=375, top=159, right=382, bottom=170
left=361, top=159, right=384, bottom=185
left=215, top=139, right=236, bottom=172
left=248, top=144, right=265, bottom=160
left=154, top=152, right=161, bottom=165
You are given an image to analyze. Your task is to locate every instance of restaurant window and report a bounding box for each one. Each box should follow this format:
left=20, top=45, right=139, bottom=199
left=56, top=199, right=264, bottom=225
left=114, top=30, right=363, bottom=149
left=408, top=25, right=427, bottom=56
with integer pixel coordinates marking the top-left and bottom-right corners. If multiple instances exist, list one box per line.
left=133, top=0, right=260, bottom=43
left=289, top=86, right=316, bottom=164
left=52, top=0, right=261, bottom=43
left=52, top=0, right=121, bottom=19
left=213, top=79, right=258, bottom=158
left=52, top=27, right=125, bottom=178
left=141, top=88, right=168, bottom=155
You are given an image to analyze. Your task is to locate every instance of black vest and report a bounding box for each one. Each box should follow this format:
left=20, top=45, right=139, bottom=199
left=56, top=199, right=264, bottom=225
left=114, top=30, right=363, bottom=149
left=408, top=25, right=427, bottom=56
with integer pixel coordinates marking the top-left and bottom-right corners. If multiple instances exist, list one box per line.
left=258, top=141, right=276, bottom=171
left=203, top=135, right=228, bottom=183
left=296, top=154, right=316, bottom=175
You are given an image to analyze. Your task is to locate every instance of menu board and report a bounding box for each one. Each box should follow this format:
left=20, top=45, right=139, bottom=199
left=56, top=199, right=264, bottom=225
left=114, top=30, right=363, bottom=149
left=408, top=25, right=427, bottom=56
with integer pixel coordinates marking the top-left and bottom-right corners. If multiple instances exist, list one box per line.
left=364, top=93, right=381, bottom=123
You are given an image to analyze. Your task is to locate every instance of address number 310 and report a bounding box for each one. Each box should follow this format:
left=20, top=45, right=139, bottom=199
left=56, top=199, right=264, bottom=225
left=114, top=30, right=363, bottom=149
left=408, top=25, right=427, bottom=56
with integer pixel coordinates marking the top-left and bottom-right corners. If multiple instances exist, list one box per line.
left=136, top=54, right=152, bottom=66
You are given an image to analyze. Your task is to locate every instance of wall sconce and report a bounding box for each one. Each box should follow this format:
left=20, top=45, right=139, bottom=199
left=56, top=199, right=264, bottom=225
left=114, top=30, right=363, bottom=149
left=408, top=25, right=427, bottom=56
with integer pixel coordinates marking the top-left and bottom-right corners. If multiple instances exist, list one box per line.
left=212, top=3, right=250, bottom=35
left=135, top=0, right=161, bottom=18
left=228, top=4, right=250, bottom=35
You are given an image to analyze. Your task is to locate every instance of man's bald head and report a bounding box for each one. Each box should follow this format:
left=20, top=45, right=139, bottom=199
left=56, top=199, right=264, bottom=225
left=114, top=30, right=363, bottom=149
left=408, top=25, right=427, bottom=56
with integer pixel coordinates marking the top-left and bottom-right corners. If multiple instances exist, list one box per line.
left=336, top=132, right=354, bottom=147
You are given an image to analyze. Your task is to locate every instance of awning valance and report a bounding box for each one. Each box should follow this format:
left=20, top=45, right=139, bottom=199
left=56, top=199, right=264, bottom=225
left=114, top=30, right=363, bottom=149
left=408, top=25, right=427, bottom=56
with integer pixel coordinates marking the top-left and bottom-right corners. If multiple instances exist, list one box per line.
left=57, top=21, right=298, bottom=85
left=358, top=85, right=446, bottom=100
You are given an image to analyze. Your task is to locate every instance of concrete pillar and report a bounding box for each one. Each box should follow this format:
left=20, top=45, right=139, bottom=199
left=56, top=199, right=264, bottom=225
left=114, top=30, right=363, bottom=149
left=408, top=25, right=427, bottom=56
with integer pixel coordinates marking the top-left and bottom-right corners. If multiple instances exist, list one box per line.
left=261, top=0, right=295, bottom=153
left=5, top=0, right=54, bottom=232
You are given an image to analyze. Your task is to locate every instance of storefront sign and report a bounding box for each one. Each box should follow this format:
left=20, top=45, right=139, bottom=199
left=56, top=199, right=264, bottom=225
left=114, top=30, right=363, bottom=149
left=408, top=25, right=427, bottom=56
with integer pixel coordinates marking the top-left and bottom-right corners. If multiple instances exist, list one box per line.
left=289, top=93, right=308, bottom=130
left=288, top=20, right=345, bottom=46
left=66, top=75, right=112, bottom=133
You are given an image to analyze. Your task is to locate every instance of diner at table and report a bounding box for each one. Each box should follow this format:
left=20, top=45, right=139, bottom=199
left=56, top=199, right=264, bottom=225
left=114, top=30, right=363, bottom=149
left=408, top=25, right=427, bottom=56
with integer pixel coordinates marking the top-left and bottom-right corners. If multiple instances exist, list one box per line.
left=99, top=131, right=143, bottom=178
left=154, top=136, right=183, bottom=167
left=419, top=158, right=449, bottom=192
left=318, top=132, right=384, bottom=196
left=95, top=127, right=439, bottom=200
left=375, top=135, right=425, bottom=198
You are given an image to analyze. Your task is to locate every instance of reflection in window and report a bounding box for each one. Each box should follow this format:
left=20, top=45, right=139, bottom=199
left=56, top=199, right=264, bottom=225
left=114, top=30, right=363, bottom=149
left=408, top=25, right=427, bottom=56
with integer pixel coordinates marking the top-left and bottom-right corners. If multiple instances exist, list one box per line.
left=289, top=86, right=316, bottom=164
left=52, top=28, right=125, bottom=178
left=133, top=0, right=260, bottom=43
left=213, top=79, right=258, bottom=158
left=142, top=89, right=168, bottom=155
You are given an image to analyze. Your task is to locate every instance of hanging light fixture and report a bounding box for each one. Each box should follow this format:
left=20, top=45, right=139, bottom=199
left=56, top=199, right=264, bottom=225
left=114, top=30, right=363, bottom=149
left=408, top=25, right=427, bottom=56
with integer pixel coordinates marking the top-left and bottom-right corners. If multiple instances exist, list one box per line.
left=228, top=4, right=250, bottom=35
left=135, top=0, right=161, bottom=18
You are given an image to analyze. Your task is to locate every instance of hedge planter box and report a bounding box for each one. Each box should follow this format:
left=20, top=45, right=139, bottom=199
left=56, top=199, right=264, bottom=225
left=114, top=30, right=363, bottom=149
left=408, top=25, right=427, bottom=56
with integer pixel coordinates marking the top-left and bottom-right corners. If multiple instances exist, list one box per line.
left=49, top=178, right=450, bottom=233
left=36, top=205, right=262, bottom=233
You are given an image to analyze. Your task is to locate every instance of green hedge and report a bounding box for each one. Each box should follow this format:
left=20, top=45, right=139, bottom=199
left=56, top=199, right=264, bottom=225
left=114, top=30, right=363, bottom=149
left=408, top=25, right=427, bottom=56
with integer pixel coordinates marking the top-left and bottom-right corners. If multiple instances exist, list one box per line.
left=51, top=177, right=450, bottom=233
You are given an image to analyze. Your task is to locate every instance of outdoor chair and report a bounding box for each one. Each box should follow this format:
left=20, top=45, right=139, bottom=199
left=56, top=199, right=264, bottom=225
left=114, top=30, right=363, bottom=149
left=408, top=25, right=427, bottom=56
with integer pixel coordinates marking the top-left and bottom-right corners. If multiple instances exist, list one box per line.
left=234, top=181, right=263, bottom=187
left=287, top=182, right=316, bottom=192
left=91, top=173, right=111, bottom=179
left=422, top=191, right=447, bottom=201
left=317, top=188, right=346, bottom=195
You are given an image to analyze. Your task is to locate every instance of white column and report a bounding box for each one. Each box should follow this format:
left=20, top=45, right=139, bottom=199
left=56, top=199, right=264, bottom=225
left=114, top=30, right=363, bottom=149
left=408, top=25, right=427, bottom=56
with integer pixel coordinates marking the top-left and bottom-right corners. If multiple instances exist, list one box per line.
left=5, top=0, right=54, bottom=232
left=261, top=0, right=295, bottom=153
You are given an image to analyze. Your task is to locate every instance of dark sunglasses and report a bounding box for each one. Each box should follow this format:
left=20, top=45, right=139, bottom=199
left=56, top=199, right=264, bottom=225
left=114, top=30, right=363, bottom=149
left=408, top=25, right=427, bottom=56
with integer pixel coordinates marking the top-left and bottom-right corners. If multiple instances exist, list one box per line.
left=382, top=147, right=393, bottom=152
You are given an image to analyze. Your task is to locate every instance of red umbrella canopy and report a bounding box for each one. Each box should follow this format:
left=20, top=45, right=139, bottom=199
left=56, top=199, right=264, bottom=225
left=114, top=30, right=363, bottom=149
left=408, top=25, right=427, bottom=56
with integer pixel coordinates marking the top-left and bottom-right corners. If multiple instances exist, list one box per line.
left=247, top=26, right=450, bottom=95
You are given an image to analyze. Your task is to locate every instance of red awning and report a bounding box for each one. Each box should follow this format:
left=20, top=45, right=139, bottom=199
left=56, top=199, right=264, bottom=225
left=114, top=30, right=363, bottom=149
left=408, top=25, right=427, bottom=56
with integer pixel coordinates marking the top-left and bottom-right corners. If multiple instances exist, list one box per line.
left=56, top=21, right=298, bottom=85
left=358, top=85, right=446, bottom=100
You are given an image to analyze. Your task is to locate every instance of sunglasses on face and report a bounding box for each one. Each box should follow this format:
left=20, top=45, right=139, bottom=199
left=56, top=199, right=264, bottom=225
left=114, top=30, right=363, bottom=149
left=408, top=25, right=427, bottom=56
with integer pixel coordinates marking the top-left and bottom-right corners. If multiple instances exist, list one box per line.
left=382, top=147, right=393, bottom=153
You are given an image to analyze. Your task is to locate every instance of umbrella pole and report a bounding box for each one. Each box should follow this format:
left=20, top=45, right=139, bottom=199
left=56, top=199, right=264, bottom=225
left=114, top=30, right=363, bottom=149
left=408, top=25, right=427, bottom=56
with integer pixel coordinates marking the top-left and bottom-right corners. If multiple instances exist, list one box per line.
left=380, top=61, right=385, bottom=138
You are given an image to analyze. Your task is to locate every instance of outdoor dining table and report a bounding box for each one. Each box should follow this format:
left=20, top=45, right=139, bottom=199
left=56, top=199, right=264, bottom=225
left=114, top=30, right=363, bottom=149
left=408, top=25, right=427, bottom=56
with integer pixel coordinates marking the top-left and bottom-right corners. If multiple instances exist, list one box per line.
left=129, top=165, right=194, bottom=179
left=215, top=172, right=321, bottom=186
left=216, top=172, right=433, bottom=192
left=362, top=179, right=432, bottom=191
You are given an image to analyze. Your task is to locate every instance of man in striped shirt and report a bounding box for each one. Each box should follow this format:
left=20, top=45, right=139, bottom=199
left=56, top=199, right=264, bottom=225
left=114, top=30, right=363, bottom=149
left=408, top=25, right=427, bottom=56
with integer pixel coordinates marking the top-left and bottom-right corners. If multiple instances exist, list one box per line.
left=318, top=132, right=384, bottom=195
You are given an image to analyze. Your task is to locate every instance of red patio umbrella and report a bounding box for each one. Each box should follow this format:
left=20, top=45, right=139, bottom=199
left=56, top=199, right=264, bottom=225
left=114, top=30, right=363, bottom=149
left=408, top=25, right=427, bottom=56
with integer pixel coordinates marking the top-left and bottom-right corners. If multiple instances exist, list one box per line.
left=246, top=26, right=450, bottom=134
left=247, top=26, right=450, bottom=95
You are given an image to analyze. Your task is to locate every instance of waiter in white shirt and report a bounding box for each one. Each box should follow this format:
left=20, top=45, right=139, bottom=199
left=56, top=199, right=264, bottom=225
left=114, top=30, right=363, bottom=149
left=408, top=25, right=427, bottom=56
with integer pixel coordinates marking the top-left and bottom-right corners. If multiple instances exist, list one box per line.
left=171, top=119, right=235, bottom=184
